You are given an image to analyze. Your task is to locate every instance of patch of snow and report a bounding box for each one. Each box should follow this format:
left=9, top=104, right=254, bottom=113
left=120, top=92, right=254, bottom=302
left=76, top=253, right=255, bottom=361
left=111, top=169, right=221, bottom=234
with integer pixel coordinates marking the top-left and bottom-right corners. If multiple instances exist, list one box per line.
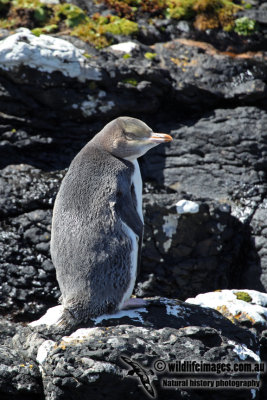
left=109, top=41, right=138, bottom=53
left=176, top=199, right=199, bottom=214
left=29, top=305, right=63, bottom=327
left=0, top=28, right=101, bottom=82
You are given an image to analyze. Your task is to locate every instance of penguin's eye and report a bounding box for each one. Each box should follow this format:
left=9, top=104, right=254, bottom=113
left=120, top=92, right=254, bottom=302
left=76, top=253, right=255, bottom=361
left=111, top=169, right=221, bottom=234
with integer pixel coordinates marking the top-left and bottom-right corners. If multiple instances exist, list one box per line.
left=125, top=131, right=150, bottom=141
left=125, top=132, right=138, bottom=141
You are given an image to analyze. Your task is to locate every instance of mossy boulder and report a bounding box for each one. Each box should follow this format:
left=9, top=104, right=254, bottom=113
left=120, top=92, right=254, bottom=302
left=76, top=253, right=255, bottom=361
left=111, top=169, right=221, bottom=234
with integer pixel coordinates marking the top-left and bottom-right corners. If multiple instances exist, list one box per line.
left=235, top=291, right=253, bottom=303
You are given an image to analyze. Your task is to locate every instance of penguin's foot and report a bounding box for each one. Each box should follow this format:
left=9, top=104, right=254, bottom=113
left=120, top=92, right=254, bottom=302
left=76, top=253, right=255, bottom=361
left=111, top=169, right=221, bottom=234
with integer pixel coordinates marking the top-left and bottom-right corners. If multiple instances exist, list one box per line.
left=29, top=305, right=64, bottom=327
left=121, top=298, right=147, bottom=309
left=28, top=305, right=78, bottom=329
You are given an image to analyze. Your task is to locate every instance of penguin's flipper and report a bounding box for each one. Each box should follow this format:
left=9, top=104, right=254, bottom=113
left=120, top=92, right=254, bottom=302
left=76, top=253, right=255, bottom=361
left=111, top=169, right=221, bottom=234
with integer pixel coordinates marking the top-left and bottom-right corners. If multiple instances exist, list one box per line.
left=127, top=370, right=135, bottom=376
left=116, top=169, right=143, bottom=276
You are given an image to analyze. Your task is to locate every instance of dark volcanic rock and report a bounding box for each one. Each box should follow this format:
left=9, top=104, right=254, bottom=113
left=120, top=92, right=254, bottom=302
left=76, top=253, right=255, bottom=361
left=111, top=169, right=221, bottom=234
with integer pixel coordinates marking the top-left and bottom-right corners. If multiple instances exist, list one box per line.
left=242, top=200, right=267, bottom=291
left=144, top=107, right=267, bottom=203
left=0, top=164, right=63, bottom=218
left=154, top=39, right=267, bottom=110
left=0, top=5, right=267, bottom=399
left=1, top=105, right=267, bottom=319
left=1, top=31, right=267, bottom=173
left=0, top=299, right=260, bottom=400
left=0, top=165, right=62, bottom=319
left=0, top=319, right=44, bottom=400
left=138, top=194, right=246, bottom=300
left=140, top=106, right=267, bottom=297
left=0, top=206, right=60, bottom=320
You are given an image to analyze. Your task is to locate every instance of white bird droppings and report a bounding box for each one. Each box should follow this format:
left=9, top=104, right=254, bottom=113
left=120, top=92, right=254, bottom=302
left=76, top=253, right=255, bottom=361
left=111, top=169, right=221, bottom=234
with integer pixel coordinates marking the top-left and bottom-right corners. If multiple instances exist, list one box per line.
left=109, top=41, right=138, bottom=53
left=162, top=214, right=178, bottom=252
left=93, top=308, right=148, bottom=324
left=228, top=340, right=260, bottom=362
left=0, top=28, right=101, bottom=82
left=176, top=199, right=199, bottom=214
left=37, top=340, right=55, bottom=364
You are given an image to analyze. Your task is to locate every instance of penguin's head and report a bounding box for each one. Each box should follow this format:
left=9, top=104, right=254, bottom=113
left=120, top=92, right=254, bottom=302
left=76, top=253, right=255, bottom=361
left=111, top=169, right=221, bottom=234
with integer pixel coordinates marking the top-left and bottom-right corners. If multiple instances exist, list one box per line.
left=94, top=116, right=172, bottom=160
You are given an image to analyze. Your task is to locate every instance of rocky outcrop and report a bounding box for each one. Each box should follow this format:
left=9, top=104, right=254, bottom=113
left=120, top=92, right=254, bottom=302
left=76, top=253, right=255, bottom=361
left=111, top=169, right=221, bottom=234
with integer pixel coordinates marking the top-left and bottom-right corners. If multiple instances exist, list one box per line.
left=0, top=31, right=266, bottom=314
left=187, top=289, right=267, bottom=400
left=0, top=2, right=267, bottom=399
left=0, top=299, right=260, bottom=400
left=1, top=105, right=266, bottom=319
left=140, top=106, right=267, bottom=298
left=186, top=289, right=267, bottom=334
left=0, top=165, right=61, bottom=319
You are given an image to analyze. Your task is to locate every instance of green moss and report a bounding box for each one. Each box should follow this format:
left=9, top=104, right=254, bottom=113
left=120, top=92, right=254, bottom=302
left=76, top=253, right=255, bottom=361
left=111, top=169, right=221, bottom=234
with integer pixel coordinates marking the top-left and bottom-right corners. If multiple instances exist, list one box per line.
left=101, top=16, right=138, bottom=35
left=235, top=291, right=252, bottom=302
left=242, top=0, right=252, bottom=9
left=9, top=0, right=52, bottom=28
left=101, top=0, right=242, bottom=32
left=123, top=77, right=138, bottom=86
left=70, top=18, right=111, bottom=49
left=83, top=52, right=92, bottom=59
left=104, top=0, right=167, bottom=19
left=123, top=53, right=131, bottom=58
left=12, top=0, right=42, bottom=8
left=31, top=27, right=41, bottom=35
left=54, top=3, right=86, bottom=28
left=165, top=0, right=196, bottom=20
left=144, top=51, right=157, bottom=60
left=165, top=0, right=241, bottom=31
left=0, top=0, right=251, bottom=48
left=33, top=6, right=48, bottom=23
left=234, top=16, right=257, bottom=35
left=71, top=14, right=138, bottom=48
left=32, top=23, right=57, bottom=35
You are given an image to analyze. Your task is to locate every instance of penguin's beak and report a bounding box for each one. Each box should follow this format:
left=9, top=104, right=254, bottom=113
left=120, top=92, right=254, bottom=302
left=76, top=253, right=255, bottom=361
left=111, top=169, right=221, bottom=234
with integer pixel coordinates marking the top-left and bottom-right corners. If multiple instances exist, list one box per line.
left=148, top=133, right=173, bottom=143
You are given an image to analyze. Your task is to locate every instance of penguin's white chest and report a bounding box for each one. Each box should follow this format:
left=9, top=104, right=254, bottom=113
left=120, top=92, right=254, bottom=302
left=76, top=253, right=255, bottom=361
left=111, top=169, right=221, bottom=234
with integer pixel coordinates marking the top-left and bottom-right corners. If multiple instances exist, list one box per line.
left=118, top=160, right=143, bottom=309
left=131, top=159, right=144, bottom=223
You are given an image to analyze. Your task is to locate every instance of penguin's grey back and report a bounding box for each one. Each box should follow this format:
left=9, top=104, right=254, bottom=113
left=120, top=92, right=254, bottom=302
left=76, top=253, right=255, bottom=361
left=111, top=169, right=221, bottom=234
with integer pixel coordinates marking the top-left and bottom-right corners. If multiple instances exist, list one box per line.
left=51, top=142, right=141, bottom=320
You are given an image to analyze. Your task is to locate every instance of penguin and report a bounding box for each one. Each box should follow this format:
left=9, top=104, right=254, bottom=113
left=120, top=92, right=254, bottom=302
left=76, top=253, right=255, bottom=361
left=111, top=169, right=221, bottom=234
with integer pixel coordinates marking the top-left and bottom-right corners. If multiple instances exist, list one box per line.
left=50, top=116, right=172, bottom=325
